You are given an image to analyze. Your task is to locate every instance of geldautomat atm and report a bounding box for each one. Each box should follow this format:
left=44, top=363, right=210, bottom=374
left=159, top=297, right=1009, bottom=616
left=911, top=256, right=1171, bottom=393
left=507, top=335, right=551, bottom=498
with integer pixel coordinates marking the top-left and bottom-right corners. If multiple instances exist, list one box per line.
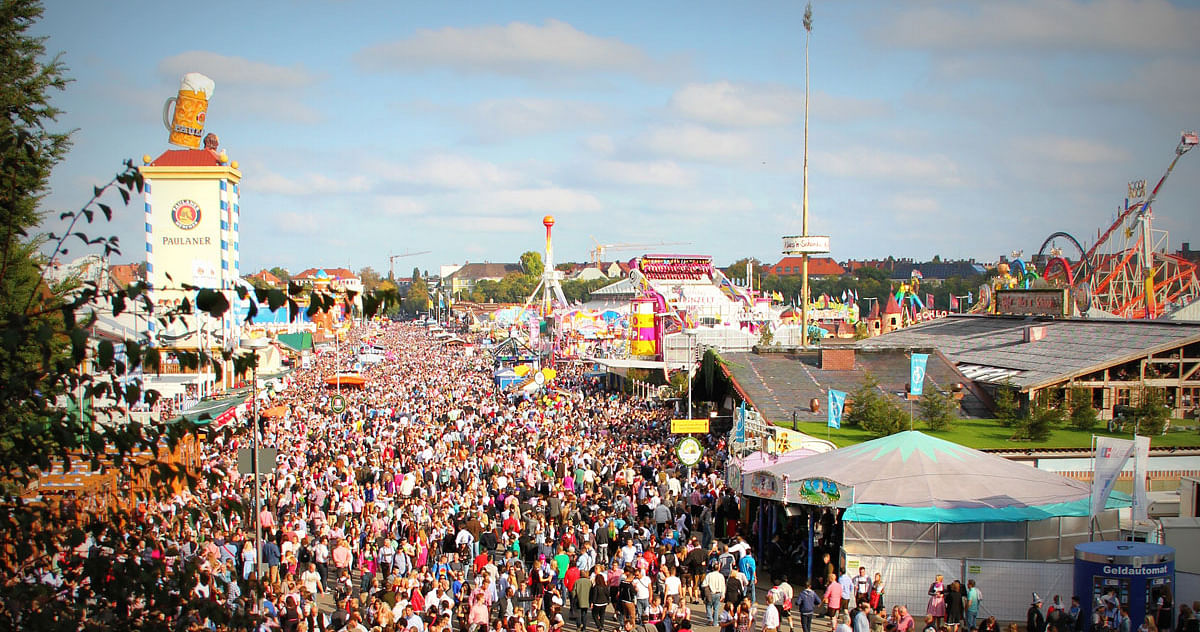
left=1074, top=541, right=1174, bottom=631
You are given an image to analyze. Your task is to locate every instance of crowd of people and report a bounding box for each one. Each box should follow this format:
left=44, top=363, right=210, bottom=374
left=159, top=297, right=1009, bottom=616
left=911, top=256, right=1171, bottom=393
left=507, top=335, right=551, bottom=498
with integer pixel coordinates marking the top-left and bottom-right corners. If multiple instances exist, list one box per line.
left=23, top=321, right=764, bottom=630
left=9, top=319, right=1200, bottom=632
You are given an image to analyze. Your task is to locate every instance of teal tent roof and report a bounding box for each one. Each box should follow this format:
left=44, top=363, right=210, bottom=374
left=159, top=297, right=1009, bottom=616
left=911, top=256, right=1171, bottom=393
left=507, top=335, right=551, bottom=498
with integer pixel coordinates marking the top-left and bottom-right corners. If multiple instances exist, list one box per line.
left=759, top=430, right=1131, bottom=523
left=276, top=332, right=313, bottom=352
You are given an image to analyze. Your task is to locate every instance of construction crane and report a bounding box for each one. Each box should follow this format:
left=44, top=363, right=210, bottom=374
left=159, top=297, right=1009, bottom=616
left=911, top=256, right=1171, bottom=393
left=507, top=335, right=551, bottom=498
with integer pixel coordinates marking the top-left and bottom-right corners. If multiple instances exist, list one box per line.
left=388, top=250, right=431, bottom=280
left=589, top=237, right=692, bottom=266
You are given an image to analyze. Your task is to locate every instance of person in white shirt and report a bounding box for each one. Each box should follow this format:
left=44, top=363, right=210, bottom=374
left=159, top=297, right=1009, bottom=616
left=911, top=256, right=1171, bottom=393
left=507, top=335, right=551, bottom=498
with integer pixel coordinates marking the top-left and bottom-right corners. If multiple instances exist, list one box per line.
left=763, top=592, right=782, bottom=632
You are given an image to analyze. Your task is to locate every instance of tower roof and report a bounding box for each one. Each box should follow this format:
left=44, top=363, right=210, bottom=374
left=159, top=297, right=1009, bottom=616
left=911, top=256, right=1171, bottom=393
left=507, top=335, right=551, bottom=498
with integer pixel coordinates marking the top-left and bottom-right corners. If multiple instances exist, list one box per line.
left=147, top=148, right=224, bottom=167
left=884, top=294, right=902, bottom=314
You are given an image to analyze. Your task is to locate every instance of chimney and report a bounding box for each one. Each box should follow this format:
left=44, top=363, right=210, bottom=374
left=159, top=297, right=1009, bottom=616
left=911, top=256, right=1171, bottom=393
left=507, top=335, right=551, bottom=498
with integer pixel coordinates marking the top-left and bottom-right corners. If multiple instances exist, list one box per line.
left=1024, top=325, right=1047, bottom=343
left=1183, top=242, right=1191, bottom=253
left=820, top=347, right=855, bottom=370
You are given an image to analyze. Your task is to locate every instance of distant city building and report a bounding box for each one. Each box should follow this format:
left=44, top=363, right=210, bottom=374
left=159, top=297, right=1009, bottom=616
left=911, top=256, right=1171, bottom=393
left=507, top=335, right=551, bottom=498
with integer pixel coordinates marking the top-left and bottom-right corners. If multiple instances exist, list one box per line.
left=842, top=257, right=986, bottom=281
left=291, top=267, right=362, bottom=296
left=765, top=256, right=846, bottom=278
left=245, top=269, right=283, bottom=288
left=443, top=262, right=522, bottom=296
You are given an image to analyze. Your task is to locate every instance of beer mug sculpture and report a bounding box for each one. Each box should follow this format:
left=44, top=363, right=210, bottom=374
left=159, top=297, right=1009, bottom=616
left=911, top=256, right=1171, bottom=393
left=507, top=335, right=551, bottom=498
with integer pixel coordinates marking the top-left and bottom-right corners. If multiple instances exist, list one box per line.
left=162, top=73, right=215, bottom=148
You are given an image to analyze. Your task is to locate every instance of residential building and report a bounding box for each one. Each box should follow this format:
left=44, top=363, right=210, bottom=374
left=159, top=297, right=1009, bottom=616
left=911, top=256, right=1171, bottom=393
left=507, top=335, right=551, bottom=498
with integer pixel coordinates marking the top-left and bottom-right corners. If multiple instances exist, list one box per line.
left=245, top=269, right=283, bottom=288
left=765, top=256, right=846, bottom=278
left=443, top=262, right=522, bottom=296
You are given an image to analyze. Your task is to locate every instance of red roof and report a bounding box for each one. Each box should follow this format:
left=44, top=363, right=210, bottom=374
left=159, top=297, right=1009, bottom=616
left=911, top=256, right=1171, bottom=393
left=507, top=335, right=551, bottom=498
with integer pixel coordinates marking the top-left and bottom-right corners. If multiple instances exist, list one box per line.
left=768, top=256, right=845, bottom=276
left=108, top=263, right=142, bottom=289
left=868, top=301, right=880, bottom=320
left=247, top=269, right=283, bottom=287
left=884, top=294, right=902, bottom=314
left=148, top=149, right=224, bottom=167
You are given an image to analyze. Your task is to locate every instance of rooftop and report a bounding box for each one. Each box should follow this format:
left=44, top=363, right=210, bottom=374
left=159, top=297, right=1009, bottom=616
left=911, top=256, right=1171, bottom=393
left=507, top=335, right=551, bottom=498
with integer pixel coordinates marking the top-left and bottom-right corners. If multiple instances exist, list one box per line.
left=721, top=348, right=991, bottom=424
left=857, top=314, right=1200, bottom=391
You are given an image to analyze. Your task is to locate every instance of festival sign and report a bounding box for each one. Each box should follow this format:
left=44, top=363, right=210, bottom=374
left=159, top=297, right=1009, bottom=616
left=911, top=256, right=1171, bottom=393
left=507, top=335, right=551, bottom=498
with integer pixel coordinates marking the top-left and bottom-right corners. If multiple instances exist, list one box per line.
left=330, top=394, right=347, bottom=413
left=671, top=418, right=710, bottom=434
left=781, top=235, right=831, bottom=254
left=747, top=471, right=783, bottom=501
left=995, top=288, right=1069, bottom=317
left=792, top=477, right=854, bottom=508
left=676, top=437, right=703, bottom=466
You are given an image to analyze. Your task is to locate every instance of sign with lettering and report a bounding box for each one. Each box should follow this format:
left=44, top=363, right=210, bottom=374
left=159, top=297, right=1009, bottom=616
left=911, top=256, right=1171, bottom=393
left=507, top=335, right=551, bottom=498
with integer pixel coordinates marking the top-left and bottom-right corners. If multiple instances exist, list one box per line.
left=782, top=235, right=831, bottom=254
left=995, top=289, right=1068, bottom=317
left=671, top=418, right=710, bottom=434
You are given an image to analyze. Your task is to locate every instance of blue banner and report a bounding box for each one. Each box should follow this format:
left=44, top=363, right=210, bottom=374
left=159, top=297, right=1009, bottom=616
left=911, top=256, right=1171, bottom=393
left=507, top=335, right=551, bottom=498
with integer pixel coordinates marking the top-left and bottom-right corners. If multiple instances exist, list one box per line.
left=735, top=401, right=746, bottom=443
left=910, top=353, right=929, bottom=396
left=828, top=389, right=846, bottom=429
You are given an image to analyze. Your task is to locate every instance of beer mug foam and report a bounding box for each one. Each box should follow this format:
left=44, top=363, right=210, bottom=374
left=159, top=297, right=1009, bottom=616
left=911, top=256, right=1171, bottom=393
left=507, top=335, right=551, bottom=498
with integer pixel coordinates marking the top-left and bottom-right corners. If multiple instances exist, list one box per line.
left=163, top=73, right=215, bottom=148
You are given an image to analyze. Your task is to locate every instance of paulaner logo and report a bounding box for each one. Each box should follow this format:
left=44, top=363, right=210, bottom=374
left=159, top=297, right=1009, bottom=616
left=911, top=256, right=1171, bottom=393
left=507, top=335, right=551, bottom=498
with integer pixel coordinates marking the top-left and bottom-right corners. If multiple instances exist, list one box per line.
left=171, top=199, right=201, bottom=230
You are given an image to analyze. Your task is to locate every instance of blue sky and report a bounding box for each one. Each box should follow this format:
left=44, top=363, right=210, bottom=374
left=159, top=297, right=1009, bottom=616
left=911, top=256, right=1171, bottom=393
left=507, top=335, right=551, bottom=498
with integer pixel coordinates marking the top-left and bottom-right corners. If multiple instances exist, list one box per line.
left=33, top=0, right=1200, bottom=276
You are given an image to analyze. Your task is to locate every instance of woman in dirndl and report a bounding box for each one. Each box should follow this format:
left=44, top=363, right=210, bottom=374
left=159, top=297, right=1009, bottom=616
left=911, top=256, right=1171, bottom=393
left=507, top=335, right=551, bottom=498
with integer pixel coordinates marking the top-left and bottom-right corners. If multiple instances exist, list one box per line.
left=926, top=574, right=946, bottom=629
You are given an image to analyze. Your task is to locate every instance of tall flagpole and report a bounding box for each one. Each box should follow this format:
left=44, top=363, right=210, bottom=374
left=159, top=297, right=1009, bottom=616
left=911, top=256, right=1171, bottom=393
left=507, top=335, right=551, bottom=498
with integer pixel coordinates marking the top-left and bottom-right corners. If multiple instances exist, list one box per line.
left=800, top=3, right=813, bottom=348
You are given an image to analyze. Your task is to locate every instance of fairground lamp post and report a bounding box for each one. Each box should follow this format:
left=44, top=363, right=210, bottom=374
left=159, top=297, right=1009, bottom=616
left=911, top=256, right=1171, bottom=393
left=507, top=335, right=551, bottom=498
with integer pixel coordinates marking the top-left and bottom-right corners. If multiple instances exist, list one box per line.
left=781, top=2, right=830, bottom=349
left=240, top=336, right=269, bottom=582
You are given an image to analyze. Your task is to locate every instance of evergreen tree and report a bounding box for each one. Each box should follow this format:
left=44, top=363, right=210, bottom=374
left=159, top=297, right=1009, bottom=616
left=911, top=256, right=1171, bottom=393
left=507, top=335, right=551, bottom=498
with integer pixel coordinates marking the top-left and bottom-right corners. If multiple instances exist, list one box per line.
left=919, top=388, right=957, bottom=431
left=1068, top=386, right=1099, bottom=431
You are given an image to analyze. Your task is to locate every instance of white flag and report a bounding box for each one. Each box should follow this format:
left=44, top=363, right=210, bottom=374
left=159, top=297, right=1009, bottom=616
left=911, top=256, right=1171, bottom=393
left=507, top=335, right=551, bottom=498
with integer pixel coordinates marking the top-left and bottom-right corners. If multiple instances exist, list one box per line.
left=1132, top=435, right=1151, bottom=522
left=1092, top=436, right=1135, bottom=517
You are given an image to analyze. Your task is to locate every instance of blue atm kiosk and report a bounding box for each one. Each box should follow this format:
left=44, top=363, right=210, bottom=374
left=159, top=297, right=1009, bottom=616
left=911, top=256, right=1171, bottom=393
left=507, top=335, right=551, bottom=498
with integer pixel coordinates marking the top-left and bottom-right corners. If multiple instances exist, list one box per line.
left=1074, top=542, right=1174, bottom=631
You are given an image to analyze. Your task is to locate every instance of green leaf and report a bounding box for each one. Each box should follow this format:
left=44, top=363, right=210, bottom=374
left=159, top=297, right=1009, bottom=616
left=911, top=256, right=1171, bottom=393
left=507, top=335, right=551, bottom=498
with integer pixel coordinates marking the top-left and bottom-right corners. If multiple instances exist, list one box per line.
left=97, top=340, right=114, bottom=370
left=98, top=203, right=112, bottom=221
left=70, top=328, right=88, bottom=364
left=124, top=384, right=140, bottom=407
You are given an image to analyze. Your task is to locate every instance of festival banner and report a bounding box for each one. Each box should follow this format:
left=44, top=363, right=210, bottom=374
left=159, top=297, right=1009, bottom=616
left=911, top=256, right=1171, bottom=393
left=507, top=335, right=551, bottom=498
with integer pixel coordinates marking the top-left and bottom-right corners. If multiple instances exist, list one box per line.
left=1091, top=436, right=1135, bottom=517
left=1132, top=435, right=1151, bottom=521
left=950, top=295, right=959, bottom=310
left=910, top=353, right=929, bottom=396
left=828, top=389, right=846, bottom=429
left=734, top=401, right=746, bottom=443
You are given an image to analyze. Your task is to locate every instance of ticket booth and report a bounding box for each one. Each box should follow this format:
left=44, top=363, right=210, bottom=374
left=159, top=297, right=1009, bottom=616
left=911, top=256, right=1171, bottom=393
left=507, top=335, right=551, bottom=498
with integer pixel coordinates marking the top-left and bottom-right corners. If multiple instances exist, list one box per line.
left=1073, top=542, right=1174, bottom=631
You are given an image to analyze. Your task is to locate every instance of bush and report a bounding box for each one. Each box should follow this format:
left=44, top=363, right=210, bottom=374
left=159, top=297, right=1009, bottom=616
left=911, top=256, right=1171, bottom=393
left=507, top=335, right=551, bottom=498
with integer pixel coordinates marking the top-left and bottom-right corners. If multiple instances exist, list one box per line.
left=919, top=388, right=957, bottom=431
left=1014, top=391, right=1063, bottom=441
left=993, top=383, right=1021, bottom=427
left=1068, top=386, right=1099, bottom=431
left=847, top=372, right=907, bottom=436
left=1131, top=387, right=1170, bottom=435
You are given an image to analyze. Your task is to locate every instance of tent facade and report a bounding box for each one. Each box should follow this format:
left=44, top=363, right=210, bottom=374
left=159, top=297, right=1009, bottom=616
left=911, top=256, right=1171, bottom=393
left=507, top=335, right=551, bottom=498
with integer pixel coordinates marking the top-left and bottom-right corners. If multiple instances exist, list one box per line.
left=745, top=431, right=1126, bottom=562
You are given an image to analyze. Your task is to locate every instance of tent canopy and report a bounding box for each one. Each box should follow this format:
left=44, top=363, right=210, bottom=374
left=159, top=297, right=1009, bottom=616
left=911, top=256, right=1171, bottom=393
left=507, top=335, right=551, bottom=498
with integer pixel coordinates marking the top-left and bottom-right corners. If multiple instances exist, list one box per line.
left=752, top=430, right=1129, bottom=523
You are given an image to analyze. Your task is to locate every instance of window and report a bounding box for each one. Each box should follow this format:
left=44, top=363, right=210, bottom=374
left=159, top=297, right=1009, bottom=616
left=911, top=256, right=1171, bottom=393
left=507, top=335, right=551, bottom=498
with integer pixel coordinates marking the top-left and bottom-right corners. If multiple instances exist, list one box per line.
left=1115, top=388, right=1131, bottom=407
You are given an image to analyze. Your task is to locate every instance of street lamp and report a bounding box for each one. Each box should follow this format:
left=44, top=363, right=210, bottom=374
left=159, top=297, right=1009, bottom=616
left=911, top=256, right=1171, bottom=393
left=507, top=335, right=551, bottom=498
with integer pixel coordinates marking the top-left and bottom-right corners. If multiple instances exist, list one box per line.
left=240, top=336, right=269, bottom=584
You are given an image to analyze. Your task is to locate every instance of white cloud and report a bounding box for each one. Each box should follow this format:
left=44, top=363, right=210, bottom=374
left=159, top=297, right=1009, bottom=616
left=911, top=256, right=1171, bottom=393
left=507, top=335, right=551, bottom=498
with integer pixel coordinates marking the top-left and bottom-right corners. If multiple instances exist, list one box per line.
left=583, top=135, right=616, bottom=156
left=158, top=51, right=319, bottom=88
left=375, top=196, right=427, bottom=216
left=1012, top=136, right=1129, bottom=165
left=639, top=124, right=756, bottom=163
left=422, top=216, right=532, bottom=233
left=355, top=19, right=665, bottom=78
left=1093, top=57, right=1200, bottom=116
left=377, top=155, right=523, bottom=191
left=275, top=211, right=323, bottom=235
left=890, top=194, right=941, bottom=214
left=671, top=81, right=797, bottom=127
left=474, top=188, right=603, bottom=213
left=592, top=160, right=695, bottom=187
left=815, top=147, right=967, bottom=188
left=255, top=170, right=371, bottom=196
left=470, top=98, right=612, bottom=139
left=881, top=0, right=1200, bottom=54
left=670, top=82, right=887, bottom=128
left=658, top=196, right=756, bottom=215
